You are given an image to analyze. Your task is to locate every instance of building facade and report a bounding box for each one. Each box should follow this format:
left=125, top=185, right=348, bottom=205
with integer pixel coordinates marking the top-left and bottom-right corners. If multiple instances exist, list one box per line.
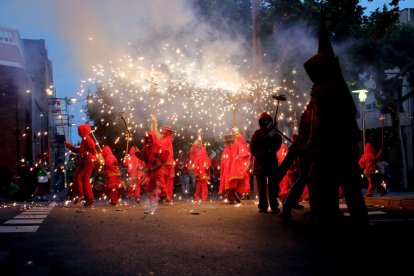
left=0, top=26, right=57, bottom=179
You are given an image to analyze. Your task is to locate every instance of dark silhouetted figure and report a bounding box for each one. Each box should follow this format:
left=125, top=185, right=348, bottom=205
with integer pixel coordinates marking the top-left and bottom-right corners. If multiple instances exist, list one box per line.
left=279, top=102, right=314, bottom=220
left=250, top=112, right=282, bottom=213
left=303, top=12, right=368, bottom=227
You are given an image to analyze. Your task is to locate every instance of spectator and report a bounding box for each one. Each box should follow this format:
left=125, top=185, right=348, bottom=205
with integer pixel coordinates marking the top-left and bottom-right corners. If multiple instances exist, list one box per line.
left=250, top=112, right=282, bottom=213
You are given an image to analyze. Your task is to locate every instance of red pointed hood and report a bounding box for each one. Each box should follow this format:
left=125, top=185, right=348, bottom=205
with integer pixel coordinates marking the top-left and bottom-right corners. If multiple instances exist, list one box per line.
left=77, top=124, right=91, bottom=138
left=146, top=130, right=158, bottom=145
left=129, top=146, right=136, bottom=156
left=102, top=145, right=113, bottom=158
left=364, top=143, right=376, bottom=154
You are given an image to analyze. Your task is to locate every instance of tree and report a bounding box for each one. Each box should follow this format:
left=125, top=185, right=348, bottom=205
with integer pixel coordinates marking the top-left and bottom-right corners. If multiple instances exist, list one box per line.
left=84, top=87, right=134, bottom=160
left=350, top=2, right=414, bottom=189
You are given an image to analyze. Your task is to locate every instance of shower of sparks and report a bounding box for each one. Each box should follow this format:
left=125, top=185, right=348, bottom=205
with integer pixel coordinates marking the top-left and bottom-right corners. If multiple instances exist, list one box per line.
left=76, top=41, right=309, bottom=143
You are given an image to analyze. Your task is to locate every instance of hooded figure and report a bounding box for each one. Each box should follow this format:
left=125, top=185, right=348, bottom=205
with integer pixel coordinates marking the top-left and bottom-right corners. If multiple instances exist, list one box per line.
left=159, top=125, right=175, bottom=201
left=136, top=131, right=169, bottom=204
left=227, top=130, right=251, bottom=200
left=359, top=143, right=387, bottom=197
left=193, top=146, right=211, bottom=201
left=219, top=134, right=234, bottom=197
left=65, top=124, right=97, bottom=206
left=123, top=146, right=146, bottom=202
left=250, top=112, right=282, bottom=212
left=102, top=146, right=122, bottom=205
left=303, top=11, right=368, bottom=226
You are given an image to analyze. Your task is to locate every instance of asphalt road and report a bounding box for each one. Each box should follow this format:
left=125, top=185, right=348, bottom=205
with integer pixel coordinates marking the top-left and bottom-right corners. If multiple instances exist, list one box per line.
left=1, top=196, right=413, bottom=275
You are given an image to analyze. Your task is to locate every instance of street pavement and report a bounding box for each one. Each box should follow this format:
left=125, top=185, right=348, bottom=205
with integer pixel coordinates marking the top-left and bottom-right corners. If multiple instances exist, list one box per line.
left=0, top=192, right=413, bottom=275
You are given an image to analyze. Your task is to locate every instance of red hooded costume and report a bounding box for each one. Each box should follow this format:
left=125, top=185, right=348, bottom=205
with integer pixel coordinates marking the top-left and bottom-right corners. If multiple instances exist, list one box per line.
left=359, top=143, right=386, bottom=197
left=102, top=146, right=122, bottom=205
left=193, top=146, right=211, bottom=201
left=227, top=133, right=251, bottom=197
left=219, top=142, right=233, bottom=196
left=189, top=139, right=203, bottom=172
left=65, top=124, right=97, bottom=206
left=123, top=146, right=146, bottom=201
left=136, top=131, right=168, bottom=203
left=159, top=126, right=175, bottom=201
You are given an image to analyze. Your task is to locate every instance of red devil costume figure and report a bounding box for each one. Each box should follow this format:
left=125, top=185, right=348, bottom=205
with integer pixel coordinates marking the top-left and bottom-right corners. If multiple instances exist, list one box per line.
left=123, top=146, right=146, bottom=203
left=136, top=131, right=168, bottom=204
left=193, top=146, right=211, bottom=201
left=219, top=134, right=234, bottom=198
left=227, top=129, right=251, bottom=200
left=65, top=124, right=97, bottom=206
left=359, top=143, right=387, bottom=197
left=102, top=146, right=122, bottom=206
left=159, top=125, right=175, bottom=201
left=279, top=136, right=300, bottom=203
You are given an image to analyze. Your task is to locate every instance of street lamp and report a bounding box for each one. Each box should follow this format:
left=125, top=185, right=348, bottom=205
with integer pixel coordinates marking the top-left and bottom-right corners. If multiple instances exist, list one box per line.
left=352, top=89, right=368, bottom=150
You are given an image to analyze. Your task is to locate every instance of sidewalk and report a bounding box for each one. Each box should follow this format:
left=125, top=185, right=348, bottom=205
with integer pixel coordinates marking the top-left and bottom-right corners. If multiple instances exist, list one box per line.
left=364, top=191, right=414, bottom=212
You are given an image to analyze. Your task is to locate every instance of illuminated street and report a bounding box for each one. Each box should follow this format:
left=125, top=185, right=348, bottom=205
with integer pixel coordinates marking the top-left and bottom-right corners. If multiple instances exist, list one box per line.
left=1, top=194, right=413, bottom=275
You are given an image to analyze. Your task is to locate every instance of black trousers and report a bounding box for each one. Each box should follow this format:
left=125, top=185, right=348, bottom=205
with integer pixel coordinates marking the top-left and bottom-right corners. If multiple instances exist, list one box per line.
left=256, top=172, right=280, bottom=211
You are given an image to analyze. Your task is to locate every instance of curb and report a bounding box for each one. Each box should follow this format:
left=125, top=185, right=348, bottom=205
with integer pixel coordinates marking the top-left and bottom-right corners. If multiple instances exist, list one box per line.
left=365, top=196, right=414, bottom=212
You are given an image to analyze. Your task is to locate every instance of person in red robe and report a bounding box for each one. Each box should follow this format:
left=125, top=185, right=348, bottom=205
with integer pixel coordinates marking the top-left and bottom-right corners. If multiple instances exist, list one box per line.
left=359, top=143, right=387, bottom=197
left=193, top=146, right=211, bottom=201
left=135, top=131, right=168, bottom=205
left=101, top=146, right=122, bottom=206
left=227, top=129, right=251, bottom=201
left=123, top=146, right=145, bottom=203
left=159, top=125, right=175, bottom=201
left=277, top=143, right=288, bottom=166
left=65, top=124, right=97, bottom=207
left=219, top=134, right=236, bottom=202
left=278, top=135, right=300, bottom=203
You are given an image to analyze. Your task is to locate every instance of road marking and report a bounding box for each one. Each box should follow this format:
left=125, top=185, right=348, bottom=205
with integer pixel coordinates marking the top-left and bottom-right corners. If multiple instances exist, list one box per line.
left=14, top=214, right=48, bottom=219
left=21, top=212, right=50, bottom=215
left=3, top=219, right=44, bottom=224
left=0, top=203, right=55, bottom=233
left=0, top=225, right=40, bottom=233
left=367, top=210, right=387, bottom=215
left=370, top=218, right=414, bottom=223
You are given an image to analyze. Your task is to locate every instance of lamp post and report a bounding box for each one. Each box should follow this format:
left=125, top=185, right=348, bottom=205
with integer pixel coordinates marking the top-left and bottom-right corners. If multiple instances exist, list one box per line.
left=352, top=89, right=368, bottom=150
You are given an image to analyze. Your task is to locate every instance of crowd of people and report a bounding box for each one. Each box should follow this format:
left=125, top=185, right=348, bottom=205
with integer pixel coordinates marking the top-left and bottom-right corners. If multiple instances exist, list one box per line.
left=62, top=117, right=257, bottom=207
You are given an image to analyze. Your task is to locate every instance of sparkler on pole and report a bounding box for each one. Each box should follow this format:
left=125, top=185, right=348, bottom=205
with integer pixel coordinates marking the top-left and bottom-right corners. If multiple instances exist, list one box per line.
left=90, top=128, right=105, bottom=166
left=146, top=77, right=159, bottom=117
left=119, top=112, right=136, bottom=151
left=232, top=94, right=237, bottom=129
left=90, top=129, right=102, bottom=152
